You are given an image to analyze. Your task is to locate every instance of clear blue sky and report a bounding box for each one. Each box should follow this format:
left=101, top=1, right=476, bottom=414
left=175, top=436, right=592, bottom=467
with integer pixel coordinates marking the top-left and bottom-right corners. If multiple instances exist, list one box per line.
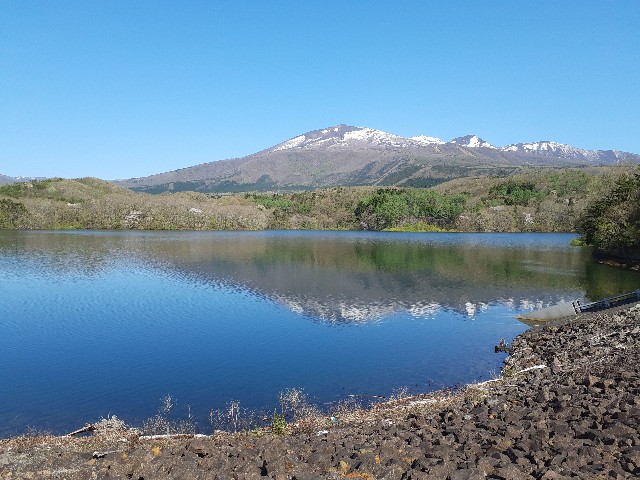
left=1, top=1, right=639, bottom=179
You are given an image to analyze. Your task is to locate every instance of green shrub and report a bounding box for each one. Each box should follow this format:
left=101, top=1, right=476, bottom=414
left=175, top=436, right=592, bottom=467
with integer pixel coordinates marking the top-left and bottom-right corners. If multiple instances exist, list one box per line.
left=249, top=193, right=312, bottom=215
left=0, top=199, right=28, bottom=228
left=488, top=180, right=546, bottom=206
left=355, top=188, right=465, bottom=230
left=0, top=183, right=25, bottom=198
left=549, top=170, right=591, bottom=196
left=270, top=413, right=288, bottom=435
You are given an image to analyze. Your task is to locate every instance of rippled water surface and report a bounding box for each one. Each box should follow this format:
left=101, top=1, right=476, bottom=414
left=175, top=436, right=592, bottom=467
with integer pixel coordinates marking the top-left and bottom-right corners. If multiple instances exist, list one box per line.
left=1, top=230, right=638, bottom=436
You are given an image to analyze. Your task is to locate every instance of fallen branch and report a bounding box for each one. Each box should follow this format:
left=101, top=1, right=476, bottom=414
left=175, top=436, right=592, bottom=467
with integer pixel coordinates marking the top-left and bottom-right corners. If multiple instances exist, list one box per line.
left=138, top=433, right=209, bottom=440
left=472, top=364, right=547, bottom=389
left=514, top=364, right=547, bottom=374
left=66, top=424, right=95, bottom=437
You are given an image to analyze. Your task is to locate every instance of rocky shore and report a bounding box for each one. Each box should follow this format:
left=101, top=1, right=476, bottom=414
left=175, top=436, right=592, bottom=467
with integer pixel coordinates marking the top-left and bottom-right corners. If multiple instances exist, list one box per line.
left=2, top=303, right=640, bottom=479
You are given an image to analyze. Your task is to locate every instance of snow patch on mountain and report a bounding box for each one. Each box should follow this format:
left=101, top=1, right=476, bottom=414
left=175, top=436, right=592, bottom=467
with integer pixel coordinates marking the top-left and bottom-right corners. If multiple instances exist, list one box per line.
left=411, top=135, right=445, bottom=145
left=449, top=135, right=495, bottom=149
left=269, top=125, right=442, bottom=152
left=342, top=127, right=410, bottom=147
left=502, top=141, right=576, bottom=153
left=272, top=135, right=307, bottom=152
left=500, top=141, right=603, bottom=160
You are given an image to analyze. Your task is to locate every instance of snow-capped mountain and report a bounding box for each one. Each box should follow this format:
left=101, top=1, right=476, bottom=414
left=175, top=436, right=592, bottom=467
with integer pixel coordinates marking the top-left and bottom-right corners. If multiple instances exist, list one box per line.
left=268, top=126, right=501, bottom=153
left=500, top=141, right=630, bottom=163
left=265, top=125, right=638, bottom=162
left=502, top=141, right=584, bottom=154
left=117, top=124, right=640, bottom=194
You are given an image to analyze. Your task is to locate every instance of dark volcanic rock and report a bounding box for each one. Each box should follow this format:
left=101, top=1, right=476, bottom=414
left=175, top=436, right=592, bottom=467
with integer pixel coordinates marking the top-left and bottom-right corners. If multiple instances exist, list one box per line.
left=1, top=303, right=639, bottom=479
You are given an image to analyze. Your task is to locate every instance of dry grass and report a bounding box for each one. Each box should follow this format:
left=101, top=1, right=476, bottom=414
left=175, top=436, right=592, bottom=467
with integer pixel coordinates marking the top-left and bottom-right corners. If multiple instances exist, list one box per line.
left=3, top=167, right=631, bottom=232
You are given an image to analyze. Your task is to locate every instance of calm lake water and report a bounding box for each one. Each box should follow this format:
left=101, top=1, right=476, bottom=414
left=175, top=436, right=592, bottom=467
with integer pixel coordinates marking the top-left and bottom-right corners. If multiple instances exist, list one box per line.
left=1, top=230, right=638, bottom=436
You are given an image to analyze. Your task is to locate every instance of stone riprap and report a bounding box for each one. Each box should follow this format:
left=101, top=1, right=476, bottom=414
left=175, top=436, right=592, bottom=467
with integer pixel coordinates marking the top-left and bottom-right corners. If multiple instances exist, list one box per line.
left=1, top=304, right=639, bottom=479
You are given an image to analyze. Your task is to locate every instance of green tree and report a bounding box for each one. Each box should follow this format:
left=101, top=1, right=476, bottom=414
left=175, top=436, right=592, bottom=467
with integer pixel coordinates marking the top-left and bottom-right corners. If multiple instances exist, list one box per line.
left=355, top=188, right=465, bottom=230
left=0, top=199, right=28, bottom=228
left=488, top=180, right=546, bottom=206
left=576, top=169, right=640, bottom=259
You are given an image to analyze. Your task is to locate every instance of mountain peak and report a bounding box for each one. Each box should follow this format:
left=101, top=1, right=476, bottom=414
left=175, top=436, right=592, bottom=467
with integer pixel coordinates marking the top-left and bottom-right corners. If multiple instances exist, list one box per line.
left=269, top=125, right=421, bottom=152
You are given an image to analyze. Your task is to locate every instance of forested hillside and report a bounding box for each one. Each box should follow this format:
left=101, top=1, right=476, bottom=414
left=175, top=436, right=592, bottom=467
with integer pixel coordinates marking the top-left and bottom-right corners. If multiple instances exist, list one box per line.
left=0, top=167, right=633, bottom=234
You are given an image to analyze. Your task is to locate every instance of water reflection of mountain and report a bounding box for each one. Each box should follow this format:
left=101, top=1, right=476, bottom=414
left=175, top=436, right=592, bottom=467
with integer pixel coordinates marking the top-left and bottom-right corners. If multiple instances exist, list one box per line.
left=141, top=233, right=639, bottom=323
left=4, top=231, right=638, bottom=323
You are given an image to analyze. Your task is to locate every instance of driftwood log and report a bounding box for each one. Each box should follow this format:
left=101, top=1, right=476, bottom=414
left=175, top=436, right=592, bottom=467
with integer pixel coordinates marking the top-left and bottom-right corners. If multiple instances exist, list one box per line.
left=66, top=424, right=95, bottom=436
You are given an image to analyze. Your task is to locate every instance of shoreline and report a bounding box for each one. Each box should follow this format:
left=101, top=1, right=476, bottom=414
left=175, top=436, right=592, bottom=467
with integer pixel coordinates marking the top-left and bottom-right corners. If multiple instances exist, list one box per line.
left=1, top=303, right=639, bottom=478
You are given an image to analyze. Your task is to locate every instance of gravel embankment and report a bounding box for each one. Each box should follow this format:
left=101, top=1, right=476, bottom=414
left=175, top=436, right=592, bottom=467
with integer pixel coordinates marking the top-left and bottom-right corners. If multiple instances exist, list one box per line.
left=2, top=304, right=639, bottom=479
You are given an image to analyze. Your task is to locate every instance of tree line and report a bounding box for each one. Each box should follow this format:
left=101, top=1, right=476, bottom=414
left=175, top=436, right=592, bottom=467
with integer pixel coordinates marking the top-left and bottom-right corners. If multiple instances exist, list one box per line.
left=1, top=167, right=638, bottom=265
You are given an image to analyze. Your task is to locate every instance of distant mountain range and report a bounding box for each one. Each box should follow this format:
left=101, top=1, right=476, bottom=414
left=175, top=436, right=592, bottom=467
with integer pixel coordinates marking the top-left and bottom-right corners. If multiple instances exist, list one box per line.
left=116, top=125, right=640, bottom=194
left=4, top=125, right=639, bottom=192
left=0, top=174, right=45, bottom=185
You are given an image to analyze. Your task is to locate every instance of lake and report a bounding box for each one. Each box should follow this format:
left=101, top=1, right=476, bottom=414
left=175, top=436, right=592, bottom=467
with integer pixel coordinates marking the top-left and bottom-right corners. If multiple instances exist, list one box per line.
left=1, top=230, right=638, bottom=436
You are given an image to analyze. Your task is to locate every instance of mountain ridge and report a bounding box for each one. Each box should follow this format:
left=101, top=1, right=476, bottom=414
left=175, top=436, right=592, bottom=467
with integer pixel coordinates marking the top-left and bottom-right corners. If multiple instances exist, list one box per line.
left=6, top=125, right=639, bottom=191
left=256, top=124, right=635, bottom=158
left=116, top=124, right=639, bottom=194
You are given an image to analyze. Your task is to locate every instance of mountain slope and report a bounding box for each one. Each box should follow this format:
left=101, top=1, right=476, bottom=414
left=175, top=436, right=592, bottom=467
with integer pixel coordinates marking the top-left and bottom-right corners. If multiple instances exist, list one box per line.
left=117, top=125, right=640, bottom=193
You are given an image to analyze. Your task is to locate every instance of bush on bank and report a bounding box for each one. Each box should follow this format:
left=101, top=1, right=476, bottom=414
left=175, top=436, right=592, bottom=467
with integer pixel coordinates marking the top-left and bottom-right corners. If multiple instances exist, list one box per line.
left=576, top=168, right=640, bottom=261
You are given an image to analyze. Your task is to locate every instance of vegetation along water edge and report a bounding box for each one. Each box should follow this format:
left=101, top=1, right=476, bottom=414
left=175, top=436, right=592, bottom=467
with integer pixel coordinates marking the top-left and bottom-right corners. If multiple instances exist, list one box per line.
left=1, top=165, right=638, bottom=264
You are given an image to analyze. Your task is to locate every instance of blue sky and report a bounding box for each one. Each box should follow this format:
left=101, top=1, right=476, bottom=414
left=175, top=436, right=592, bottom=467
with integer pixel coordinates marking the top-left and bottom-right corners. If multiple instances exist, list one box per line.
left=1, top=1, right=639, bottom=179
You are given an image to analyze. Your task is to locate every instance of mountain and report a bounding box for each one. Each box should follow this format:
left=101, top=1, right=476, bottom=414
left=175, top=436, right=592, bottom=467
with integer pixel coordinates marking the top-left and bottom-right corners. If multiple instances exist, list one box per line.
left=0, top=174, right=15, bottom=185
left=116, top=125, right=640, bottom=194
left=501, top=141, right=627, bottom=164
left=0, top=174, right=46, bottom=185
